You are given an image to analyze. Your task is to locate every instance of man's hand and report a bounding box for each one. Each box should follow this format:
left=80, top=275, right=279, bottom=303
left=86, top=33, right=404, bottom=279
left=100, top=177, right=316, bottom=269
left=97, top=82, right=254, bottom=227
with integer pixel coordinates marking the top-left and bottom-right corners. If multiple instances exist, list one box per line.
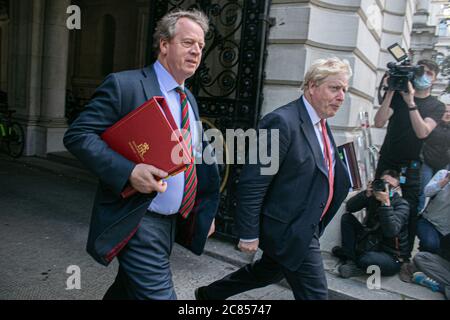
left=207, top=218, right=215, bottom=237
left=374, top=191, right=390, bottom=206
left=382, top=74, right=393, bottom=92
left=374, top=75, right=395, bottom=128
left=238, top=239, right=259, bottom=253
left=400, top=81, right=416, bottom=107
left=129, top=164, right=168, bottom=194
left=366, top=181, right=373, bottom=198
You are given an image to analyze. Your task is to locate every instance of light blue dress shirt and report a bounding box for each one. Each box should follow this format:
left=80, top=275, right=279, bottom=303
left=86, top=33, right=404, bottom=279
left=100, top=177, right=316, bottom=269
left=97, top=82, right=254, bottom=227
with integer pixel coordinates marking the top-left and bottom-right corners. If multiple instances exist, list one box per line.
left=148, top=61, right=201, bottom=215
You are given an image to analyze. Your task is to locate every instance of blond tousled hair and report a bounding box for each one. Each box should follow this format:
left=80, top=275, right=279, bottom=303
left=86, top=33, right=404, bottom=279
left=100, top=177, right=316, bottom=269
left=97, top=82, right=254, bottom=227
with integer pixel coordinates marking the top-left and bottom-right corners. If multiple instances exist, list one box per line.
left=302, top=57, right=353, bottom=90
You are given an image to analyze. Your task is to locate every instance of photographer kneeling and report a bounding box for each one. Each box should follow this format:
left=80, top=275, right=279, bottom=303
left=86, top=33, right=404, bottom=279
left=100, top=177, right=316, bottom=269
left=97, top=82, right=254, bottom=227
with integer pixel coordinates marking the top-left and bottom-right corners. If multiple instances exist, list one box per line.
left=333, top=170, right=410, bottom=278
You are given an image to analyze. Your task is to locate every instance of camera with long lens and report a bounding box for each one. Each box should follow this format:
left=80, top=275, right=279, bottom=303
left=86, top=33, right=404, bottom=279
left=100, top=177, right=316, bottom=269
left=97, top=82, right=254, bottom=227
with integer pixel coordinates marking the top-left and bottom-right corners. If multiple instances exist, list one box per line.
left=385, top=43, right=424, bottom=92
left=372, top=179, right=387, bottom=192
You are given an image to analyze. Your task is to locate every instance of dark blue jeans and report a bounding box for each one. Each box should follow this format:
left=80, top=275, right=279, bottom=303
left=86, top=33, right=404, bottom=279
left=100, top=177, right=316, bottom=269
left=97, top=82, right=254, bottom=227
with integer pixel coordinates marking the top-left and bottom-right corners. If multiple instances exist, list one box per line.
left=341, top=213, right=401, bottom=276
left=417, top=217, right=443, bottom=254
left=356, top=251, right=401, bottom=276
left=340, top=212, right=364, bottom=260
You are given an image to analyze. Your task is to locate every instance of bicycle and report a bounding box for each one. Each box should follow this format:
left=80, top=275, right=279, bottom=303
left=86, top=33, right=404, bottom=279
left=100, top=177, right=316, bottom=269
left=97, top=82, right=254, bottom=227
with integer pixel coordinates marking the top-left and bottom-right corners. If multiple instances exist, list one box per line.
left=0, top=109, right=25, bottom=158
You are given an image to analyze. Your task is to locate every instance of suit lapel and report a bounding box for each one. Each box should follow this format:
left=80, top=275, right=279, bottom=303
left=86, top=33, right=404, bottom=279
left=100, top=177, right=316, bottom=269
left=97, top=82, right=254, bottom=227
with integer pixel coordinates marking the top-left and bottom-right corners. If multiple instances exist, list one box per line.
left=325, top=121, right=339, bottom=159
left=297, top=97, right=329, bottom=177
left=185, top=89, right=201, bottom=122
left=141, top=65, right=163, bottom=100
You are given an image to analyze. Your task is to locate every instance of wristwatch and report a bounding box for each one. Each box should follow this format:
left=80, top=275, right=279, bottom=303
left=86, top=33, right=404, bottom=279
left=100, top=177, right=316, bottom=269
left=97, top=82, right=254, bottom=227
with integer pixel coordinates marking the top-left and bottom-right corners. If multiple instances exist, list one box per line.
left=408, top=104, right=418, bottom=111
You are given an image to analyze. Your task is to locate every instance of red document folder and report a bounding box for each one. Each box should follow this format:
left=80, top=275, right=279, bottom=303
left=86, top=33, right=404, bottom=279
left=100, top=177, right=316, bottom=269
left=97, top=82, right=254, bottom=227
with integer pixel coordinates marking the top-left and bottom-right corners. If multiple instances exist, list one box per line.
left=101, top=96, right=192, bottom=198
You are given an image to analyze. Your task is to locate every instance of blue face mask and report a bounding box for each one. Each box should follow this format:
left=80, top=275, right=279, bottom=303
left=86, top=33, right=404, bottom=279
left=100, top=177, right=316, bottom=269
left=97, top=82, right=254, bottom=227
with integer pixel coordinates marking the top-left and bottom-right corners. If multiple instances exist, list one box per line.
left=413, top=74, right=432, bottom=90
left=389, top=186, right=400, bottom=198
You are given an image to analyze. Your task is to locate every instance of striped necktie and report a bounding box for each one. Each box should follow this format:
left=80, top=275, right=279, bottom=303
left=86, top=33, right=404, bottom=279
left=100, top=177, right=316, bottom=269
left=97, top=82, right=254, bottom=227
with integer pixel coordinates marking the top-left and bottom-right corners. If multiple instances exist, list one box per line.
left=320, top=119, right=334, bottom=220
left=175, top=87, right=197, bottom=219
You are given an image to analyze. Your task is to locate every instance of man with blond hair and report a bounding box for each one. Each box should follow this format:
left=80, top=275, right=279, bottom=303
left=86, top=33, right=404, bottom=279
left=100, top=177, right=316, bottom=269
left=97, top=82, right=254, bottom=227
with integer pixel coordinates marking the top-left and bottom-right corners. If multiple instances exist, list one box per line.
left=195, top=57, right=352, bottom=300
left=64, top=9, right=220, bottom=300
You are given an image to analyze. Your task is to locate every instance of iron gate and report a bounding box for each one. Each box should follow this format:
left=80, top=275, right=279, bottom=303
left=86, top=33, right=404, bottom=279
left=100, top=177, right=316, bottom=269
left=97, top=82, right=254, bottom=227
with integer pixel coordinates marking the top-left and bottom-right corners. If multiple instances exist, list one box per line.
left=147, top=0, right=272, bottom=240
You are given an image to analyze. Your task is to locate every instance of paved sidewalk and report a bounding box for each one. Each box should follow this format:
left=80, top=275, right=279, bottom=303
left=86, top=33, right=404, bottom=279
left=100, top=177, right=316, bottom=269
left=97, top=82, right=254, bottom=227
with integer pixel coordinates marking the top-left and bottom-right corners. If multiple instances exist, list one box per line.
left=0, top=154, right=292, bottom=300
left=0, top=153, right=445, bottom=300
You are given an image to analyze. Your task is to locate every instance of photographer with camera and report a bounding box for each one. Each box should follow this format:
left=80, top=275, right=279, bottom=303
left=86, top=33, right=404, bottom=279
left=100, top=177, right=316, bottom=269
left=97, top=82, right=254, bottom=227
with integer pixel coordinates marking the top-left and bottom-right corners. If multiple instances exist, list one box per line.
left=374, top=57, right=445, bottom=260
left=332, top=170, right=410, bottom=278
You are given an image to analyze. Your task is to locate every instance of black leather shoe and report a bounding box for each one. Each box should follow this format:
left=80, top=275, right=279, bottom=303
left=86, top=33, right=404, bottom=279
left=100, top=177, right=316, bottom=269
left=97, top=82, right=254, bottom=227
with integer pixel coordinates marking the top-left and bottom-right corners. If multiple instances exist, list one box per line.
left=194, top=286, right=208, bottom=300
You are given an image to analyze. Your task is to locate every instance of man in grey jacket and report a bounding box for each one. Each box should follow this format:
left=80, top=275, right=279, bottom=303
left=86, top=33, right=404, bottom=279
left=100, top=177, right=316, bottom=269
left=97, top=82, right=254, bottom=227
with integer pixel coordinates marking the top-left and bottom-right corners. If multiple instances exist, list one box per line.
left=416, top=169, right=450, bottom=253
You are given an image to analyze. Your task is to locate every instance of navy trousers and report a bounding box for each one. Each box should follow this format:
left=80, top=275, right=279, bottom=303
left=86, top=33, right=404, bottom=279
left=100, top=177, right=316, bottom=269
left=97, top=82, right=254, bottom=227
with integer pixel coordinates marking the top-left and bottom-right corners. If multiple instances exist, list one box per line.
left=201, top=231, right=328, bottom=300
left=103, top=211, right=177, bottom=300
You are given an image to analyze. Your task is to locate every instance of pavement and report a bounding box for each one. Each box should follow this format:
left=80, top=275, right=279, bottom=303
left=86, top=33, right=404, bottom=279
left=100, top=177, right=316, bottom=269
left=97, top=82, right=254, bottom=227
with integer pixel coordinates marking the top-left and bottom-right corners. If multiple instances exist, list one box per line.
left=0, top=152, right=445, bottom=300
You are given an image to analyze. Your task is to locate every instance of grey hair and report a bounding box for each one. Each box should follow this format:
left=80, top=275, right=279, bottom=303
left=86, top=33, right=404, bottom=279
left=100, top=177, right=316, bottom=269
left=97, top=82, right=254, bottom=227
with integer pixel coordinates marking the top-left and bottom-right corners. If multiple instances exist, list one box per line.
left=152, top=9, right=209, bottom=57
left=302, top=57, right=353, bottom=90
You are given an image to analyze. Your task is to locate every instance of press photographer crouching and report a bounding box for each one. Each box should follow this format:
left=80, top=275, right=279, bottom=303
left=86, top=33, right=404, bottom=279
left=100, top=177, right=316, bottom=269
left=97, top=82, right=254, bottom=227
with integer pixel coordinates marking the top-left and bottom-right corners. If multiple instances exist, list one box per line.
left=332, top=170, right=410, bottom=278
left=374, top=53, right=445, bottom=259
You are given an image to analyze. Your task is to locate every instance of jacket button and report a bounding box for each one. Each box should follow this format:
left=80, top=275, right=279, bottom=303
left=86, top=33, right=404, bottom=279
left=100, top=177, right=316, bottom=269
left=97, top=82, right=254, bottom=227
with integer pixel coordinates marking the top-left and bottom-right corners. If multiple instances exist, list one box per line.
left=320, top=202, right=325, bottom=209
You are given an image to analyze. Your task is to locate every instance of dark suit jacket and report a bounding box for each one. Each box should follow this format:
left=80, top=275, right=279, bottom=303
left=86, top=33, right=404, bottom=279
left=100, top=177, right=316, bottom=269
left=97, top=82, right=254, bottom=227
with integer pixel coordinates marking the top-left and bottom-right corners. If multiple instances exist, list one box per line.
left=236, top=97, right=351, bottom=271
left=63, top=65, right=220, bottom=266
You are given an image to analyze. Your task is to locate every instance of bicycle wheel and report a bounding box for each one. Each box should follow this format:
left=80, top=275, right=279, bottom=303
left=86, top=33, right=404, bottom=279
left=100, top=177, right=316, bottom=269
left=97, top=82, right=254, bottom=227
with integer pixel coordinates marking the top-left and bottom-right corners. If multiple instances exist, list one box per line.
left=6, top=122, right=25, bottom=158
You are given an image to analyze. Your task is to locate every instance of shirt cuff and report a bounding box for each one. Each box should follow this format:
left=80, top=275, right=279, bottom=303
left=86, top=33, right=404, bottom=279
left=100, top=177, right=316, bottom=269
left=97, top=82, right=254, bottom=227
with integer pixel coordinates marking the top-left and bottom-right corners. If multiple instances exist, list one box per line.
left=240, top=238, right=259, bottom=242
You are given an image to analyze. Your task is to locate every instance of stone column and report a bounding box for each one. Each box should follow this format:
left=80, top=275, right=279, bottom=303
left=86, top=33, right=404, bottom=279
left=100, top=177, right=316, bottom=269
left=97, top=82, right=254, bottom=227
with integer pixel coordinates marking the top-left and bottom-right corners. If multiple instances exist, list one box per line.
left=8, top=0, right=46, bottom=155
left=38, top=0, right=71, bottom=154
left=0, top=20, right=8, bottom=91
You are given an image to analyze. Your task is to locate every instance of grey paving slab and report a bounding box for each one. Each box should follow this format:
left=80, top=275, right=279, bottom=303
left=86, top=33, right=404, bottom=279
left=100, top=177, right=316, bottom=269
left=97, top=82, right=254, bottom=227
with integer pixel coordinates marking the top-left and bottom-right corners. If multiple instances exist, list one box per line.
left=0, top=155, right=291, bottom=300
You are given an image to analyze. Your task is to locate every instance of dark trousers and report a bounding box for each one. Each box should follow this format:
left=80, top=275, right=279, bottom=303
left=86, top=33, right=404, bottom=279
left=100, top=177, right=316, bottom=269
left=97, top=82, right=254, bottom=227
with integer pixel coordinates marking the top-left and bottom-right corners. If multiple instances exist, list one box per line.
left=202, top=231, right=328, bottom=300
left=417, top=217, right=443, bottom=254
left=341, top=213, right=401, bottom=276
left=340, top=212, right=364, bottom=260
left=103, top=211, right=177, bottom=300
left=376, top=157, right=421, bottom=258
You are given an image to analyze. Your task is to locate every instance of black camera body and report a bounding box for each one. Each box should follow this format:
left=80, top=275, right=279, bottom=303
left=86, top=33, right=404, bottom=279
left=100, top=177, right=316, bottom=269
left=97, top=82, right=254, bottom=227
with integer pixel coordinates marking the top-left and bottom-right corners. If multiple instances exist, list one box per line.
left=384, top=43, right=424, bottom=92
left=386, top=61, right=424, bottom=92
left=372, top=179, right=387, bottom=192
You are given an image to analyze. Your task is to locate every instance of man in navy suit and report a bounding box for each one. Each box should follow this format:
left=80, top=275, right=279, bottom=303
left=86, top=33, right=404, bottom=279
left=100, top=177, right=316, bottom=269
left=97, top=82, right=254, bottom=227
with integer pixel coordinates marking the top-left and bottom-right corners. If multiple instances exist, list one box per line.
left=195, top=57, right=353, bottom=300
left=64, top=9, right=220, bottom=300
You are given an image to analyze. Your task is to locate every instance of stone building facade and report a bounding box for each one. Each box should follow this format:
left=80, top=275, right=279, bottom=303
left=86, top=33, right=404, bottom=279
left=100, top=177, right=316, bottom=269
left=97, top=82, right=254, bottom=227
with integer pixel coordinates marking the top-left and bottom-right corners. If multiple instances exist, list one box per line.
left=1, top=0, right=425, bottom=159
